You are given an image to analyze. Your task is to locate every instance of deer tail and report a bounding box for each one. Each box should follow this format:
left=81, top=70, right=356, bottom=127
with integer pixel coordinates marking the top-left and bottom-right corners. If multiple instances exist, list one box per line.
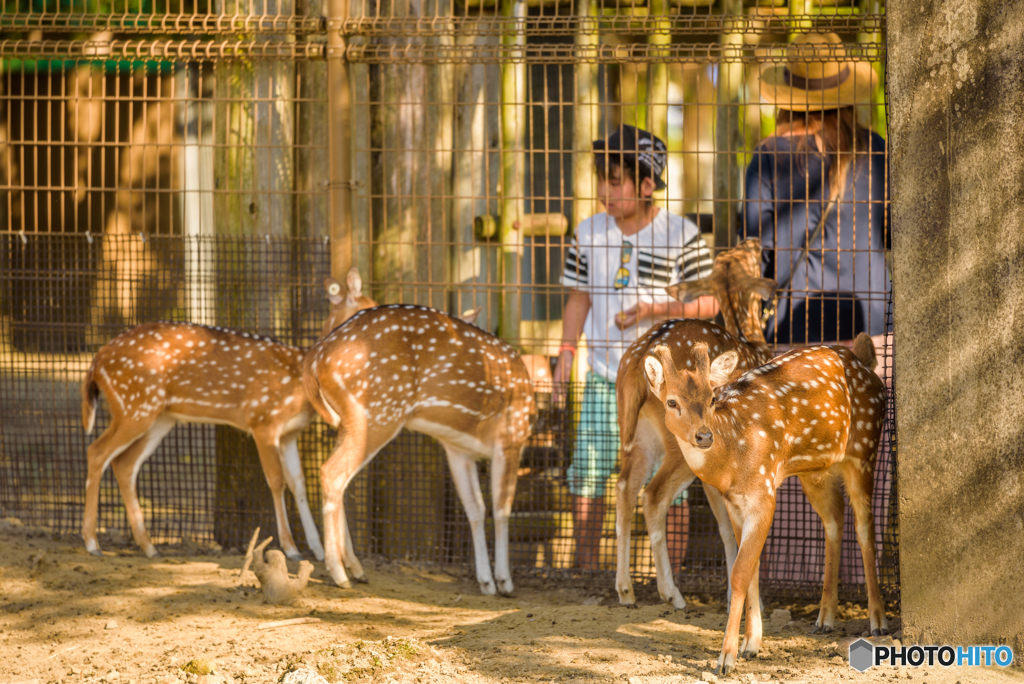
left=617, top=362, right=647, bottom=453
left=81, top=363, right=100, bottom=435
left=301, top=355, right=342, bottom=428
left=852, top=332, right=878, bottom=372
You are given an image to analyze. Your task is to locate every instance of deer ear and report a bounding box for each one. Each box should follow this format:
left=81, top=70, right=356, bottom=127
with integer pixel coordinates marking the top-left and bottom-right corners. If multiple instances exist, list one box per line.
left=643, top=355, right=667, bottom=400
left=460, top=307, right=482, bottom=325
left=738, top=276, right=778, bottom=302
left=665, top=278, right=712, bottom=303
left=323, top=276, right=344, bottom=305
left=708, top=350, right=739, bottom=388
left=345, top=268, right=363, bottom=297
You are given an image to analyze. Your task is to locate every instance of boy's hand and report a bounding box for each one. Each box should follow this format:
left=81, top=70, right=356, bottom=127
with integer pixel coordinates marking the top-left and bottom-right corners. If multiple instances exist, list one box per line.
left=552, top=350, right=574, bottom=405
left=614, top=301, right=652, bottom=330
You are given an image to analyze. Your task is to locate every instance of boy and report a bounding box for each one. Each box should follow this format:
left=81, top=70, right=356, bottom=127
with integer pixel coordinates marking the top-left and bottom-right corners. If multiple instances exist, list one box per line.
left=555, top=124, right=718, bottom=571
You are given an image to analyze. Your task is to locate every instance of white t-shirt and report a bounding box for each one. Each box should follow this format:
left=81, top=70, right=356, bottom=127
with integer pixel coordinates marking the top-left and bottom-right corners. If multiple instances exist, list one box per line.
left=561, top=209, right=713, bottom=383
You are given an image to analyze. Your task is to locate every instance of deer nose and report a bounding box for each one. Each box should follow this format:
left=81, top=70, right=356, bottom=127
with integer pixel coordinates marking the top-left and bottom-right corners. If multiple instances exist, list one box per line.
left=694, top=428, right=714, bottom=449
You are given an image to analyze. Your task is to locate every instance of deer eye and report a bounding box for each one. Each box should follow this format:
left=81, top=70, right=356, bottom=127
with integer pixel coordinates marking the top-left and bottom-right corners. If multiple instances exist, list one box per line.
left=667, top=399, right=678, bottom=409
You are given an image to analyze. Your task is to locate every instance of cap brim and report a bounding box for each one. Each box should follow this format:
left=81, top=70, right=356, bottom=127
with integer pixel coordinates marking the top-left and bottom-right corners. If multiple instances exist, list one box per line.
left=759, top=61, right=878, bottom=111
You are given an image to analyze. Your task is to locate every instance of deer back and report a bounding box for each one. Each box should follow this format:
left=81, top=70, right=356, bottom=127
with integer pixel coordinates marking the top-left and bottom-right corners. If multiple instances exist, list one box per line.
left=304, top=305, right=536, bottom=453
left=88, top=322, right=307, bottom=430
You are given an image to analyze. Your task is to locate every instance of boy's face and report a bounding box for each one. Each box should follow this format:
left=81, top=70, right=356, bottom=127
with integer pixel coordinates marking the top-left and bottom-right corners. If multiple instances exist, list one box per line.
left=597, top=163, right=654, bottom=221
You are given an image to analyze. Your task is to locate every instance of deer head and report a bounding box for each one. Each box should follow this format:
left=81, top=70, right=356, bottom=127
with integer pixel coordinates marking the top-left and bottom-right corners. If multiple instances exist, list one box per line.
left=642, top=343, right=737, bottom=450
left=665, top=239, right=777, bottom=344
left=320, top=267, right=378, bottom=339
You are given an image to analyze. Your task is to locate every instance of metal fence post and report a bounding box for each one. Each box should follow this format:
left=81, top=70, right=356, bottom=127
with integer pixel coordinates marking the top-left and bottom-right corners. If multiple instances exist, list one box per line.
left=327, top=0, right=354, bottom=282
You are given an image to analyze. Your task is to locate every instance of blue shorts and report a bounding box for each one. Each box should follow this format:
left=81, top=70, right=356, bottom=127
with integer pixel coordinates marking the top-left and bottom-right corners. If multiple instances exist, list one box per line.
left=567, top=371, right=687, bottom=504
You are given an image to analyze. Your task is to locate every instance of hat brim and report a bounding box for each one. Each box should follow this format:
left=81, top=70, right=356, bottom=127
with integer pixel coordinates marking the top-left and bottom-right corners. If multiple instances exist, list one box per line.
left=592, top=143, right=668, bottom=191
left=759, top=61, right=878, bottom=112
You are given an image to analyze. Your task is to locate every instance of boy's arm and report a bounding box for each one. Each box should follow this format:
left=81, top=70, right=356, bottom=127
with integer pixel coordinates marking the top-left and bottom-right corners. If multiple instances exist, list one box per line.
left=553, top=289, right=591, bottom=403
left=614, top=294, right=719, bottom=330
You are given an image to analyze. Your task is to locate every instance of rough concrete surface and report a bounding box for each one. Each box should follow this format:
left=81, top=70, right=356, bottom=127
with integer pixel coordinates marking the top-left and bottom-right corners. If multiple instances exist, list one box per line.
left=889, top=0, right=1024, bottom=656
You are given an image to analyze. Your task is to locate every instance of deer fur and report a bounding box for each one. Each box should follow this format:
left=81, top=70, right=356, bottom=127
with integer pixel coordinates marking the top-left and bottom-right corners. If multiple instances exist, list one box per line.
left=80, top=269, right=375, bottom=561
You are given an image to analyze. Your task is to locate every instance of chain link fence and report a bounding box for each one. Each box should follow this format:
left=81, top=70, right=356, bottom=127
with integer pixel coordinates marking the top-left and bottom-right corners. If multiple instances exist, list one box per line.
left=0, top=0, right=896, bottom=605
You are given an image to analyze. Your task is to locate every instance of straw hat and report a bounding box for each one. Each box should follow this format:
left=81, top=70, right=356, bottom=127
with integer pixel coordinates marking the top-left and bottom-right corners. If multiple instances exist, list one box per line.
left=760, top=33, right=877, bottom=112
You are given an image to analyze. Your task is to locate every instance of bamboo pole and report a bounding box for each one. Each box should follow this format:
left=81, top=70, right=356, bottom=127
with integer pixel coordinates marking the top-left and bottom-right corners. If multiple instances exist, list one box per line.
left=327, top=0, right=353, bottom=282
left=499, top=0, right=527, bottom=342
left=857, top=0, right=886, bottom=135
left=573, top=0, right=599, bottom=229
left=712, top=0, right=744, bottom=251
left=646, top=0, right=671, bottom=144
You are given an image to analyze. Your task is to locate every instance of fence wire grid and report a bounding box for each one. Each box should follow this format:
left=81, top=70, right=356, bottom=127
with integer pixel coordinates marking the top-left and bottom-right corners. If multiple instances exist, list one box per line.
left=0, top=0, right=897, bottom=606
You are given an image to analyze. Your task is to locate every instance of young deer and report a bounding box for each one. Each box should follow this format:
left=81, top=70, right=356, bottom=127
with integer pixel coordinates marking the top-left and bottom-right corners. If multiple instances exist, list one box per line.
left=613, top=239, right=777, bottom=609
left=302, top=305, right=536, bottom=595
left=642, top=335, right=887, bottom=674
left=81, top=269, right=376, bottom=560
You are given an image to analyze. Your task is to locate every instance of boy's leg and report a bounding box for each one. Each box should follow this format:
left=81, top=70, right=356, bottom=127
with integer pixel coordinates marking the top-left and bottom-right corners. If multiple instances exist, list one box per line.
left=567, top=372, right=618, bottom=571
left=667, top=501, right=689, bottom=572
left=573, top=496, right=606, bottom=571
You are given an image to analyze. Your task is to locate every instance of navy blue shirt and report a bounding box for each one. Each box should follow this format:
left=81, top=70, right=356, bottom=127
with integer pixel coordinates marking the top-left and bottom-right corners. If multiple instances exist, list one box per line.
left=741, top=131, right=891, bottom=344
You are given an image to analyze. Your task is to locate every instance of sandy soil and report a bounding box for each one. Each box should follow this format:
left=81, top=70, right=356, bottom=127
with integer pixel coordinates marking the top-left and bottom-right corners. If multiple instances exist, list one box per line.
left=1, top=521, right=1019, bottom=684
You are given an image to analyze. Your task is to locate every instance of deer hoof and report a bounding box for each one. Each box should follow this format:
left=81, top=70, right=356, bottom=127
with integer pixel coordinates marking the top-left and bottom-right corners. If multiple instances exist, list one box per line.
left=352, top=574, right=369, bottom=584
left=336, top=579, right=353, bottom=590
left=811, top=623, right=833, bottom=635
left=284, top=549, right=304, bottom=562
left=496, top=578, right=514, bottom=596
left=86, top=546, right=103, bottom=557
left=143, top=546, right=159, bottom=559
left=717, top=661, right=735, bottom=676
left=479, top=580, right=497, bottom=596
left=872, top=627, right=889, bottom=637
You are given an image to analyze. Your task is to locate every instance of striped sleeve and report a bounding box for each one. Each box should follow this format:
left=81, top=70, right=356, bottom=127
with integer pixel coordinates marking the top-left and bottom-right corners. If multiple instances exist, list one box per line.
left=561, top=241, right=589, bottom=288
left=673, top=232, right=714, bottom=283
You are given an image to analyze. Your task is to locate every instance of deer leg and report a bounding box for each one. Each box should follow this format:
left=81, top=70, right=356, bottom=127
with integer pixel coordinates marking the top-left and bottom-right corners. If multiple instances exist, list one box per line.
left=799, top=473, right=846, bottom=634
left=739, top=556, right=763, bottom=659
left=844, top=460, right=889, bottom=636
left=614, top=435, right=657, bottom=607
left=718, top=500, right=773, bottom=676
left=82, top=418, right=152, bottom=556
left=444, top=447, right=496, bottom=596
left=251, top=429, right=301, bottom=561
left=320, top=406, right=373, bottom=589
left=703, top=484, right=742, bottom=609
left=280, top=433, right=325, bottom=562
left=108, top=415, right=176, bottom=558
left=490, top=443, right=523, bottom=597
left=641, top=448, right=695, bottom=610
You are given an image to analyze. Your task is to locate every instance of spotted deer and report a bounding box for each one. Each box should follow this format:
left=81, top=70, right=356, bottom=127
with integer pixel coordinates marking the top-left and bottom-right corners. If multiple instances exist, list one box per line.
left=642, top=335, right=888, bottom=674
left=302, top=305, right=536, bottom=595
left=80, top=269, right=376, bottom=560
left=613, top=239, right=777, bottom=610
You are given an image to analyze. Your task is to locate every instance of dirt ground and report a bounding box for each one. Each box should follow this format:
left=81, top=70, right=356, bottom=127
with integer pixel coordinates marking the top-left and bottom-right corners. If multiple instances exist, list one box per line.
left=1, top=521, right=1020, bottom=684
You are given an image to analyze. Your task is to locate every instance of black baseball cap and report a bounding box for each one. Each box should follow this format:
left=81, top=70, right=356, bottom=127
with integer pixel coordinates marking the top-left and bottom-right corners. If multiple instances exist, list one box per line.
left=592, top=124, right=668, bottom=191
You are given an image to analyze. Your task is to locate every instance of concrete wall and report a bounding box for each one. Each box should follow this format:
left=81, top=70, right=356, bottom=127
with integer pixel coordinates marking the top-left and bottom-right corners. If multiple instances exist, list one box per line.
left=889, top=1, right=1024, bottom=653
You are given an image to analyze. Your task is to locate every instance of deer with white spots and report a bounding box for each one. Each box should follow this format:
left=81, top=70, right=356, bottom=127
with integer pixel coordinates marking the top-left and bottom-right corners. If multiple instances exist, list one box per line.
left=642, top=334, right=888, bottom=674
left=80, top=269, right=376, bottom=560
left=613, top=239, right=777, bottom=610
left=302, top=304, right=536, bottom=595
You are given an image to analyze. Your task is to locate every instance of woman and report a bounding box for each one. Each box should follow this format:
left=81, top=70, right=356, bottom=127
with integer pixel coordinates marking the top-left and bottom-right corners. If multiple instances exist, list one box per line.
left=742, top=32, right=893, bottom=590
left=742, top=32, right=890, bottom=346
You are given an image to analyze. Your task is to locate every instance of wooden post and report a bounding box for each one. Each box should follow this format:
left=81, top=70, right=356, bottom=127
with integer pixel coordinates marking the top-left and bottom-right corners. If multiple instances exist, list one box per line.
left=327, top=0, right=354, bottom=282
left=712, top=0, right=745, bottom=251
left=499, top=0, right=527, bottom=342
left=451, top=32, right=501, bottom=330
left=573, top=0, right=599, bottom=229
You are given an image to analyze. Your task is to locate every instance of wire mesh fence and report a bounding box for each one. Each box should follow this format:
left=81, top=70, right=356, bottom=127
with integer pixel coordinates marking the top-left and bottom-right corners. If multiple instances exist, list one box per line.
left=0, top=0, right=896, bottom=605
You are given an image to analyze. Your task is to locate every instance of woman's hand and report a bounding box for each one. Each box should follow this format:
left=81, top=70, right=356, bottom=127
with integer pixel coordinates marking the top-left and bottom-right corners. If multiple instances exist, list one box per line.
left=552, top=349, right=575, bottom=405
left=614, top=301, right=652, bottom=330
